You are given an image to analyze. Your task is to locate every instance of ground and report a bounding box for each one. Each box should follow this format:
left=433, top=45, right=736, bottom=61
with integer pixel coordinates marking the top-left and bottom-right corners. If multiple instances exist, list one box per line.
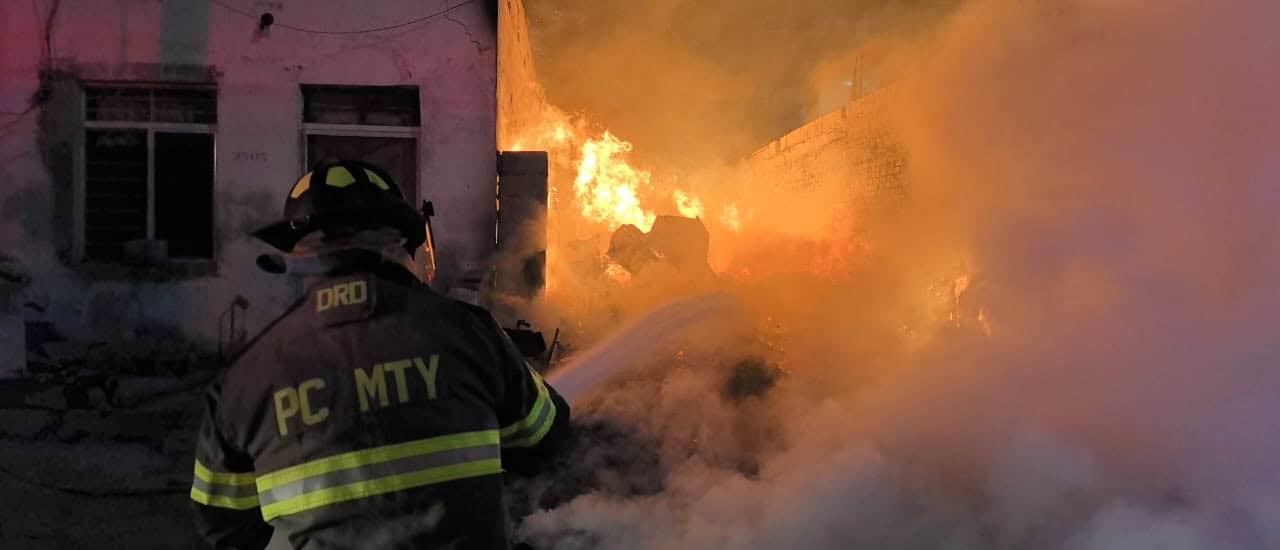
left=0, top=371, right=210, bottom=549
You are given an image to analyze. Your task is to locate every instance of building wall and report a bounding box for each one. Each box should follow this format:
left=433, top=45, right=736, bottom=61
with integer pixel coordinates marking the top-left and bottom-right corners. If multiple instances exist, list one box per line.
left=0, top=0, right=501, bottom=349
left=497, top=0, right=544, bottom=150
left=747, top=87, right=908, bottom=223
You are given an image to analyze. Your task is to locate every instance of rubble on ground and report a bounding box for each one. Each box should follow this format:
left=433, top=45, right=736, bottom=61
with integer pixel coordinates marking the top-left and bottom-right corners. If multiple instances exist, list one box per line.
left=0, top=408, right=54, bottom=438
left=0, top=331, right=218, bottom=549
left=0, top=255, right=30, bottom=378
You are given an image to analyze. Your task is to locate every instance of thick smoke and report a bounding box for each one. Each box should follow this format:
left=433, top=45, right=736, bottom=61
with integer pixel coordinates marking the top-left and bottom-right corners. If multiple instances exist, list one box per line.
left=524, top=0, right=960, bottom=170
left=515, top=0, right=1280, bottom=549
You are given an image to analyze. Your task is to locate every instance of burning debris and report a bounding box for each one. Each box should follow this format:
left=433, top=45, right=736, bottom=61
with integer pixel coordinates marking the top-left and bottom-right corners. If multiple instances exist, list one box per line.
left=607, top=216, right=715, bottom=282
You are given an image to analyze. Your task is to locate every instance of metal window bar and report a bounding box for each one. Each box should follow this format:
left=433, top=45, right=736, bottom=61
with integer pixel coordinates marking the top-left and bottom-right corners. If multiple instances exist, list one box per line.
left=301, top=85, right=420, bottom=127
left=80, top=84, right=218, bottom=262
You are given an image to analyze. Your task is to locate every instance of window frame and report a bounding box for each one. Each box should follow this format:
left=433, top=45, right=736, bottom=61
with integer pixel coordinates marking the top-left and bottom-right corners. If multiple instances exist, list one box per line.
left=299, top=85, right=422, bottom=197
left=300, top=84, right=421, bottom=128
left=76, top=82, right=218, bottom=265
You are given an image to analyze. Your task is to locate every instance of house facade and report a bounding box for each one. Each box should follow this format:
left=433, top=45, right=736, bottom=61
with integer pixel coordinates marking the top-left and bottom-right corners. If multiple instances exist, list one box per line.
left=0, top=0, right=543, bottom=374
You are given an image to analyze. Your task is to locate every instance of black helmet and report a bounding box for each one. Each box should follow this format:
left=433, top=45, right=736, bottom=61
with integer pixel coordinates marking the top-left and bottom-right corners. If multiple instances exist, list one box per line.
left=252, top=160, right=426, bottom=255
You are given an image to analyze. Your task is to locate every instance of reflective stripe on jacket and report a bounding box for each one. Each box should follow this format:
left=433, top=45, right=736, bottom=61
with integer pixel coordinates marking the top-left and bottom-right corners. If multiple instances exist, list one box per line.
left=189, top=262, right=570, bottom=550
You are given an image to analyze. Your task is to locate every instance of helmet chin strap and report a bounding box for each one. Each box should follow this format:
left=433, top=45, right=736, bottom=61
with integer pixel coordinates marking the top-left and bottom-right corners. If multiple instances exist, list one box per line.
left=272, top=229, right=426, bottom=284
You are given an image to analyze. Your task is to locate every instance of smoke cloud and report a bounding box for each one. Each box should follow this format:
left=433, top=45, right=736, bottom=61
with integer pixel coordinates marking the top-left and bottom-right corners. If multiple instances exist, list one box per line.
left=524, top=0, right=960, bottom=170
left=513, top=0, right=1280, bottom=549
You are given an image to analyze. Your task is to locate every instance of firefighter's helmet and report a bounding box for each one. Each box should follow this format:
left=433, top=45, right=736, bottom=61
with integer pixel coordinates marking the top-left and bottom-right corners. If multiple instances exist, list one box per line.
left=252, top=160, right=427, bottom=256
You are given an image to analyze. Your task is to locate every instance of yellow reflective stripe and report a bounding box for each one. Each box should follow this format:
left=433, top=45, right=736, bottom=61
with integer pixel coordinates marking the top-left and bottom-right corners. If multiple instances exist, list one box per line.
left=191, top=486, right=260, bottom=510
left=194, top=460, right=257, bottom=486
left=364, top=169, right=391, bottom=190
left=506, top=397, right=558, bottom=448
left=325, top=167, right=357, bottom=188
left=500, top=370, right=549, bottom=438
left=260, top=458, right=502, bottom=521
left=289, top=172, right=312, bottom=198
left=256, top=430, right=499, bottom=491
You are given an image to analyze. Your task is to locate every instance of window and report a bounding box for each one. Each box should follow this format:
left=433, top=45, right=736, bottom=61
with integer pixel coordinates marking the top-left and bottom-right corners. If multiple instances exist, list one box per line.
left=82, top=85, right=216, bottom=262
left=302, top=85, right=420, bottom=127
left=301, top=85, right=419, bottom=203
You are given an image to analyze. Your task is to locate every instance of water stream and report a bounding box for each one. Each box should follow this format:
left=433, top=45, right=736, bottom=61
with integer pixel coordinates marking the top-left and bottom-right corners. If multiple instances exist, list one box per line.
left=545, top=291, right=750, bottom=404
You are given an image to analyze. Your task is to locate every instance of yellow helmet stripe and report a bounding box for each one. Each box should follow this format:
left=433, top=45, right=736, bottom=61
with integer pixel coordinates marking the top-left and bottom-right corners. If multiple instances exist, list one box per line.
left=325, top=167, right=357, bottom=188
left=289, top=173, right=313, bottom=198
left=364, top=169, right=391, bottom=191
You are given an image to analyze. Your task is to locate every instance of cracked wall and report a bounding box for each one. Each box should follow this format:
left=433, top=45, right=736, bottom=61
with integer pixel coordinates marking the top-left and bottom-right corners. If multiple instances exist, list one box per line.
left=0, top=0, right=501, bottom=352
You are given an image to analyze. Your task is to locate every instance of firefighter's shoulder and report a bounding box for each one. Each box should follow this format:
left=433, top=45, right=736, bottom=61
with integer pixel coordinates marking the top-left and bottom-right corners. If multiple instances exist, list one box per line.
left=445, top=299, right=513, bottom=344
left=389, top=281, right=499, bottom=331
left=217, top=295, right=314, bottom=401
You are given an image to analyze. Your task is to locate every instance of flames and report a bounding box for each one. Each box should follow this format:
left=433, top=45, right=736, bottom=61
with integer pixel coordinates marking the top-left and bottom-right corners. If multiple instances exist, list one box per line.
left=567, top=133, right=746, bottom=237
left=508, top=108, right=877, bottom=286
left=505, top=105, right=880, bottom=293
left=510, top=108, right=736, bottom=236
left=575, top=132, right=657, bottom=231
left=504, top=106, right=991, bottom=349
left=569, top=131, right=741, bottom=236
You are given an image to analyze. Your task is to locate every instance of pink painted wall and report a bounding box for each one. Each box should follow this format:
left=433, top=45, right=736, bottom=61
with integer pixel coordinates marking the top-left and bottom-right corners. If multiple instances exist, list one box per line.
left=0, top=0, right=502, bottom=349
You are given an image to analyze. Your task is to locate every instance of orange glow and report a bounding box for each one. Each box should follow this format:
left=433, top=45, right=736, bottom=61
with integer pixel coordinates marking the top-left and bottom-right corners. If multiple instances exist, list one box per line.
left=719, top=204, right=742, bottom=232
left=673, top=190, right=704, bottom=219
left=605, top=262, right=632, bottom=286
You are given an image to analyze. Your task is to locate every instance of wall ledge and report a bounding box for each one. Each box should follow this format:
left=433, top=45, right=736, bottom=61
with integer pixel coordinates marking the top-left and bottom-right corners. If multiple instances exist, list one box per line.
left=71, top=260, right=219, bottom=283
left=52, top=60, right=222, bottom=84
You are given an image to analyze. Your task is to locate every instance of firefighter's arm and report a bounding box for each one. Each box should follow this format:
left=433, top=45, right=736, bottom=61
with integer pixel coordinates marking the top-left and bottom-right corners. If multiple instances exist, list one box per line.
left=189, top=381, right=273, bottom=550
left=485, top=315, right=571, bottom=474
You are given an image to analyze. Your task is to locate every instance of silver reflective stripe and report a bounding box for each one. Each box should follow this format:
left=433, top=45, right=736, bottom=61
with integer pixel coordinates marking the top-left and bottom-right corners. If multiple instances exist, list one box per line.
left=257, top=444, right=501, bottom=508
left=192, top=477, right=259, bottom=500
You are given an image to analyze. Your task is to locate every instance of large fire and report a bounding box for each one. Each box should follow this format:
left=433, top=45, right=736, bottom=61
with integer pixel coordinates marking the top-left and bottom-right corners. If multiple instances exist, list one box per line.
left=517, top=124, right=709, bottom=239
left=504, top=104, right=889, bottom=299
left=504, top=101, right=985, bottom=349
left=505, top=103, right=980, bottom=334
left=509, top=108, right=738, bottom=240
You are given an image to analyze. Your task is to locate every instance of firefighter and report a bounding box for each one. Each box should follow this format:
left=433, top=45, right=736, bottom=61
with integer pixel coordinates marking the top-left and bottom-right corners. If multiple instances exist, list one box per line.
left=189, top=160, right=570, bottom=549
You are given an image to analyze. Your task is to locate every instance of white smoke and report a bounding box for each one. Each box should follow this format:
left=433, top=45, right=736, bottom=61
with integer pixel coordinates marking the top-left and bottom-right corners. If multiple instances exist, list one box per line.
left=518, top=0, right=1280, bottom=548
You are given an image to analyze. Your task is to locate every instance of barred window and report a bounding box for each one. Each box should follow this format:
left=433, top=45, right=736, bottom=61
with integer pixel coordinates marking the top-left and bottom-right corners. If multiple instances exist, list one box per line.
left=301, top=85, right=420, bottom=201
left=83, top=85, right=216, bottom=262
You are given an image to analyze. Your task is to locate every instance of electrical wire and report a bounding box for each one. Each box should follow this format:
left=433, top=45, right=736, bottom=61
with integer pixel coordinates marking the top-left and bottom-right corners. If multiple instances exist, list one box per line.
left=43, top=0, right=60, bottom=68
left=0, top=0, right=56, bottom=137
left=210, top=0, right=479, bottom=36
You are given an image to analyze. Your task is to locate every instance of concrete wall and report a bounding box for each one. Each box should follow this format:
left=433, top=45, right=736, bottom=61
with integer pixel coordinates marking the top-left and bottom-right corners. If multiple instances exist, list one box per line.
left=0, top=0, right=501, bottom=350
